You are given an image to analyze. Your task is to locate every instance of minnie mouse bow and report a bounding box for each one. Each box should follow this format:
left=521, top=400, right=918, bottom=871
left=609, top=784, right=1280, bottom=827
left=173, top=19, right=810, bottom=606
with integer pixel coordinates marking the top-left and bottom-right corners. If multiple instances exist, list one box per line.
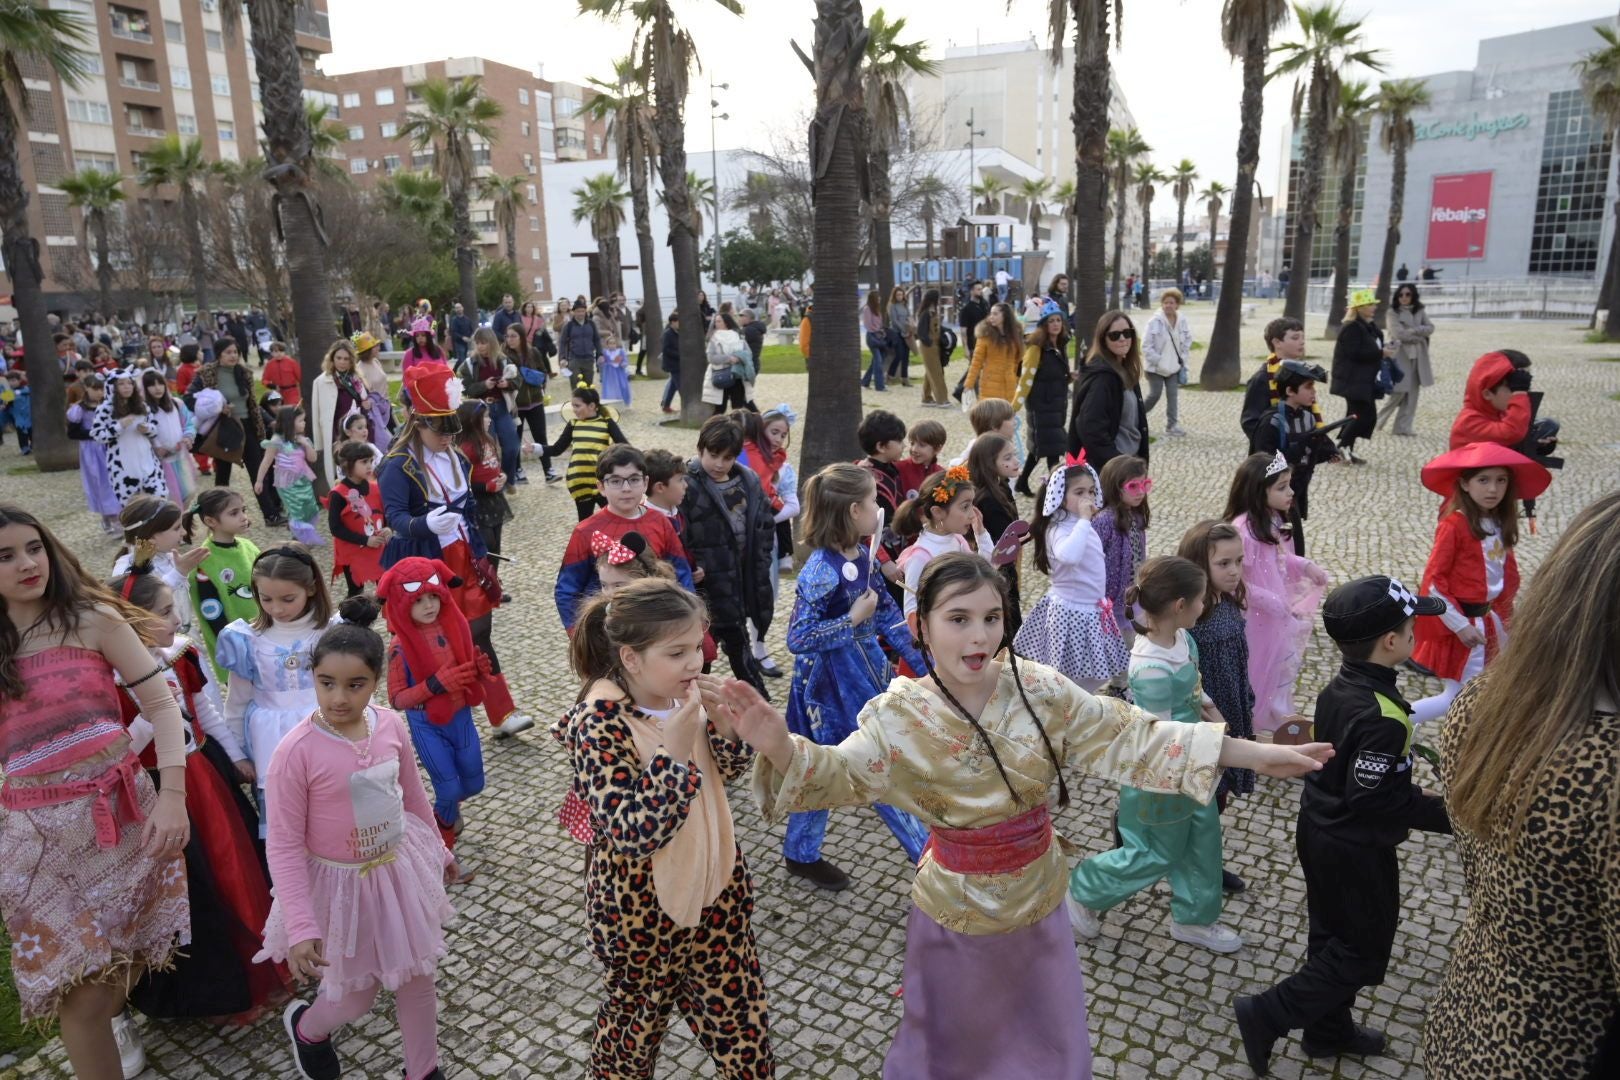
left=1041, top=450, right=1103, bottom=517
left=591, top=530, right=648, bottom=566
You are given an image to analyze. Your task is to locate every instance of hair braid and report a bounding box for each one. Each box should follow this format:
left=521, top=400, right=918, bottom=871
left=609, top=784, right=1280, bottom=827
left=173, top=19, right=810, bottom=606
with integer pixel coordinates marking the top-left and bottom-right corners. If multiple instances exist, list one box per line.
left=917, top=634, right=1022, bottom=805
left=1006, top=650, right=1070, bottom=808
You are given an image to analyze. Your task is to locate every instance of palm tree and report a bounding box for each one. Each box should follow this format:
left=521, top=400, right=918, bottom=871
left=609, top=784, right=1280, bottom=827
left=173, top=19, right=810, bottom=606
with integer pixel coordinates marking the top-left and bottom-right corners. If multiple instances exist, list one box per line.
left=587, top=55, right=663, bottom=368
left=1204, top=0, right=1292, bottom=390
left=398, top=77, right=503, bottom=320
left=1322, top=79, right=1373, bottom=334
left=1040, top=0, right=1122, bottom=337
left=1579, top=27, right=1620, bottom=337
left=58, top=166, right=125, bottom=319
left=863, top=7, right=937, bottom=302
left=1201, top=181, right=1229, bottom=283
left=686, top=170, right=717, bottom=243
left=223, top=1, right=343, bottom=410
left=1106, top=126, right=1151, bottom=306
left=791, top=0, right=868, bottom=481
left=971, top=175, right=1007, bottom=215
left=1050, top=178, right=1077, bottom=284
left=1168, top=159, right=1198, bottom=283
left=580, top=0, right=745, bottom=423
left=137, top=134, right=216, bottom=319
left=912, top=173, right=951, bottom=259
left=378, top=170, right=454, bottom=244
left=572, top=173, right=629, bottom=298
left=479, top=173, right=527, bottom=266
left=1370, top=77, right=1432, bottom=325
left=1, top=0, right=94, bottom=470
left=1272, top=1, right=1385, bottom=319
left=1019, top=176, right=1052, bottom=239
left=1134, top=163, right=1163, bottom=306
left=304, top=100, right=351, bottom=180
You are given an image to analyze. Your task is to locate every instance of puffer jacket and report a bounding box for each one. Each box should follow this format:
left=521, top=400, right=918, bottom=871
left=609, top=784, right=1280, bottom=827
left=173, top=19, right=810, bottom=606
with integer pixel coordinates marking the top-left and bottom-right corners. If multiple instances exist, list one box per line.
left=1015, top=343, right=1071, bottom=458
left=679, top=461, right=776, bottom=630
left=1450, top=352, right=1531, bottom=449
left=1330, top=316, right=1384, bottom=401
left=966, top=332, right=1022, bottom=401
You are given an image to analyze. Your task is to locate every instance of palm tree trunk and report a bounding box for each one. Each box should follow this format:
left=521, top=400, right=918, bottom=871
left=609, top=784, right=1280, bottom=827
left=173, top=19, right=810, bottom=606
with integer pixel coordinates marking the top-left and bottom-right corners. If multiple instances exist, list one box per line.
left=1604, top=183, right=1620, bottom=339
left=1174, top=196, right=1187, bottom=283
left=180, top=183, right=210, bottom=316
left=1140, top=202, right=1153, bottom=308
left=870, top=145, right=896, bottom=303
left=629, top=155, right=664, bottom=376
left=93, top=209, right=114, bottom=318
left=1372, top=141, right=1409, bottom=325
left=505, top=221, right=517, bottom=266
left=1110, top=179, right=1128, bottom=308
left=922, top=208, right=935, bottom=259
left=1284, top=96, right=1329, bottom=320
left=1204, top=31, right=1266, bottom=389
left=1325, top=157, right=1357, bottom=335
left=0, top=94, right=72, bottom=469
left=799, top=0, right=868, bottom=484
left=450, top=183, right=479, bottom=321
left=1072, top=8, right=1111, bottom=334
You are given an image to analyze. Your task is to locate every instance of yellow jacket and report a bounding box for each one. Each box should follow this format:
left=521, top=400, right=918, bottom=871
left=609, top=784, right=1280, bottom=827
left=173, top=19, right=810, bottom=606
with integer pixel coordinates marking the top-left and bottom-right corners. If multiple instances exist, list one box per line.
left=798, top=315, right=812, bottom=359
left=966, top=334, right=1022, bottom=402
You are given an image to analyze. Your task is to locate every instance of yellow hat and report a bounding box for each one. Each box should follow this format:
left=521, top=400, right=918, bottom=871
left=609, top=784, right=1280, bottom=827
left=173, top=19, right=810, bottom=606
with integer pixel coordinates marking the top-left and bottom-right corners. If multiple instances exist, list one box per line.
left=350, top=331, right=381, bottom=354
left=1350, top=288, right=1377, bottom=309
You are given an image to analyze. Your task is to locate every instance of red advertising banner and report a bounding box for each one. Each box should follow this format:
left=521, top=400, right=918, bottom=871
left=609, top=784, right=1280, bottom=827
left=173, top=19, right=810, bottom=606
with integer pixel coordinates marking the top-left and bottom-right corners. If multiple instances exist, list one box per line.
left=1426, top=171, right=1493, bottom=261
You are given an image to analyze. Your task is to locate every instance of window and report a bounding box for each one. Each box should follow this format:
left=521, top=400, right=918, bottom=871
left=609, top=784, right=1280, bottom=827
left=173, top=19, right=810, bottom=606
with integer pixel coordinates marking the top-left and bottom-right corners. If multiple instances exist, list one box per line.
left=171, top=66, right=190, bottom=89
left=163, top=18, right=182, bottom=42
left=521, top=120, right=530, bottom=137
left=382, top=154, right=400, bottom=173
left=530, top=247, right=540, bottom=261
left=539, top=128, right=555, bottom=155
left=212, top=74, right=231, bottom=96
left=82, top=53, right=103, bottom=76
left=250, top=83, right=260, bottom=103
left=205, top=29, right=223, bottom=51
left=379, top=120, right=397, bottom=138
left=592, top=135, right=602, bottom=154
left=519, top=88, right=530, bottom=106
left=350, top=157, right=368, bottom=174
left=347, top=124, right=363, bottom=140
left=529, top=215, right=539, bottom=232
left=555, top=97, right=581, bottom=118
left=177, top=113, right=197, bottom=134
left=411, top=149, right=435, bottom=169
left=406, top=86, right=422, bottom=103
left=74, top=151, right=117, bottom=174
left=218, top=120, right=235, bottom=141
left=65, top=98, right=112, bottom=125
left=48, top=0, right=93, bottom=12
left=522, top=152, right=533, bottom=172
left=526, top=183, right=536, bottom=202
left=374, top=87, right=394, bottom=106
left=342, top=91, right=360, bottom=109
left=1530, top=89, right=1614, bottom=275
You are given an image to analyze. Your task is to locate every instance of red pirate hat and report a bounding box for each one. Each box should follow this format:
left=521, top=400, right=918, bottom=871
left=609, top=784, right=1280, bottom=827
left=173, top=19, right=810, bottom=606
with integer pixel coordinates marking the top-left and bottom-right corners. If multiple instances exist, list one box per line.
left=402, top=361, right=462, bottom=418
left=1420, top=441, right=1552, bottom=500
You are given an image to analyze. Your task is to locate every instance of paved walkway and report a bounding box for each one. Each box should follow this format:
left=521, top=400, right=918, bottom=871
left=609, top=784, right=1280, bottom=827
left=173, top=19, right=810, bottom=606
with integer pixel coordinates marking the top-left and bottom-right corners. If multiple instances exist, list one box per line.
left=4, top=304, right=1618, bottom=1078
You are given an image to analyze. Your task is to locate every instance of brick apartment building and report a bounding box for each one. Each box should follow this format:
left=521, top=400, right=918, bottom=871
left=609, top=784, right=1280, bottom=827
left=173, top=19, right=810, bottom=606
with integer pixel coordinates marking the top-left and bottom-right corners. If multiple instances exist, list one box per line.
left=1, top=0, right=337, bottom=312
left=325, top=58, right=610, bottom=303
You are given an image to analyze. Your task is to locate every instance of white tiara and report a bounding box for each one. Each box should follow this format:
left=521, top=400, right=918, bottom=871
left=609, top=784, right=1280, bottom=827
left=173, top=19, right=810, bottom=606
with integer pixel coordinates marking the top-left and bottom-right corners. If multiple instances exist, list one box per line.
left=1264, top=450, right=1288, bottom=478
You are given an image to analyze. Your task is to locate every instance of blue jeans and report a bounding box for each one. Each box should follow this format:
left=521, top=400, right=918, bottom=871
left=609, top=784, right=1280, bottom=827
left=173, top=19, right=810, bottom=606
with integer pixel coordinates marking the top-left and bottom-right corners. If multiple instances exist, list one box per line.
left=661, top=373, right=679, bottom=409
left=406, top=707, right=486, bottom=827
left=886, top=335, right=911, bottom=380
left=486, top=397, right=521, bottom=485
left=862, top=331, right=887, bottom=390
left=784, top=805, right=929, bottom=865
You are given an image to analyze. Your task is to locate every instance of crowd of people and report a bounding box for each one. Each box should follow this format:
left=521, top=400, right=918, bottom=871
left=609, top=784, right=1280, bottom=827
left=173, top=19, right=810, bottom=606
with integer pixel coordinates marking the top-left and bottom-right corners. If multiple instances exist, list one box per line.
left=0, top=274, right=1614, bottom=1080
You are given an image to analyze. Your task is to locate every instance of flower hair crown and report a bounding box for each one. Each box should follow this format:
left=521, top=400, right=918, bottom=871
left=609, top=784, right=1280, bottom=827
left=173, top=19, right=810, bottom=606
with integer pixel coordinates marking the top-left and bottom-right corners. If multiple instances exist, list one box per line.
left=932, top=464, right=972, bottom=504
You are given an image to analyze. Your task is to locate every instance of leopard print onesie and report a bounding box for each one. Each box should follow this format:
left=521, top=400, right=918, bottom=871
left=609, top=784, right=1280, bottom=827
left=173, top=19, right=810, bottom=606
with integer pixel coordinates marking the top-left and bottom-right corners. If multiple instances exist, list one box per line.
left=1423, top=682, right=1619, bottom=1076
left=555, top=698, right=774, bottom=1079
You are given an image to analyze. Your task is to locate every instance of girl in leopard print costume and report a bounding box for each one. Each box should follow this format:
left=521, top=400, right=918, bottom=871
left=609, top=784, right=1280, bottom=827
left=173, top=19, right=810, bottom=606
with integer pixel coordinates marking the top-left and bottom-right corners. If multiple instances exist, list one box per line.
left=552, top=579, right=773, bottom=1079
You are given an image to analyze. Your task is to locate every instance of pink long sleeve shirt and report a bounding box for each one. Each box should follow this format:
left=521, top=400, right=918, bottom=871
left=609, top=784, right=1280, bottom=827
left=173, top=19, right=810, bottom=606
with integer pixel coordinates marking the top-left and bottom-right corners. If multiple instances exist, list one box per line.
left=264, top=706, right=447, bottom=946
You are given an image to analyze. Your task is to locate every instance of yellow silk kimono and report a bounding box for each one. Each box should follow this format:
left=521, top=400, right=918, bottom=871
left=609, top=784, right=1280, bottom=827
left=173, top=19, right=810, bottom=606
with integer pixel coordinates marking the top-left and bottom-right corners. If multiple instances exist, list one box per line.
left=754, top=659, right=1224, bottom=936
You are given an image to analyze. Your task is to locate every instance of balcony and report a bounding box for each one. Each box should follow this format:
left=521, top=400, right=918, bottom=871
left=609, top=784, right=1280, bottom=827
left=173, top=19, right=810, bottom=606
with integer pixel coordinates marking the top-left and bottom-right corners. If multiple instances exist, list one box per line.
left=120, top=76, right=161, bottom=93
left=127, top=122, right=166, bottom=138
left=109, top=8, right=154, bottom=43
left=294, top=7, right=331, bottom=39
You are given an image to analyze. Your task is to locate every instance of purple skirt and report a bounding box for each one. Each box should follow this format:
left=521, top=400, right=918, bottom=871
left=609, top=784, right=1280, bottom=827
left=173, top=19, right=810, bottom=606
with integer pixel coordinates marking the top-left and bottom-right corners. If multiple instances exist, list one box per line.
left=78, top=440, right=121, bottom=515
left=884, top=900, right=1093, bottom=1080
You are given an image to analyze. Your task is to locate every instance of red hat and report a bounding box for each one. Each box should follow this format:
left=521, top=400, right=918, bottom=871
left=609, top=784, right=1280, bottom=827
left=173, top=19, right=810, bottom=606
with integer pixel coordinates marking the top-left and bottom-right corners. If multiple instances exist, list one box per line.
left=403, top=361, right=462, bottom=418
left=376, top=556, right=482, bottom=723
left=1421, top=441, right=1552, bottom=500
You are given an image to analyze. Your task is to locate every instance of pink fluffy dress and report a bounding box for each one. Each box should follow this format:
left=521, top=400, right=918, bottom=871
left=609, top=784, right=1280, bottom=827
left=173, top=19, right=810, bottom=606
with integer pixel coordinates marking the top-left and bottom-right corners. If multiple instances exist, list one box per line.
left=1232, top=513, right=1327, bottom=732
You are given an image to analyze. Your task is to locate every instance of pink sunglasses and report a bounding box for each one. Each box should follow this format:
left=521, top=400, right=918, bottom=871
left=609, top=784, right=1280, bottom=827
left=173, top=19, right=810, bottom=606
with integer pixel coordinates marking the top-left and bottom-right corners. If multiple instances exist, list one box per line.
left=1122, top=476, right=1154, bottom=496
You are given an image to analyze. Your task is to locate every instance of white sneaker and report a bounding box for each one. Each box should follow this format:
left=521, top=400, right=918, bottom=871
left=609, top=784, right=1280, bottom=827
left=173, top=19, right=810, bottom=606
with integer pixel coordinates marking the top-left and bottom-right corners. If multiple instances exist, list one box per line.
left=112, top=1008, right=145, bottom=1079
left=493, top=713, right=535, bottom=738
left=1168, top=918, right=1244, bottom=954
left=1166, top=425, right=1188, bottom=437
left=1066, top=893, right=1102, bottom=939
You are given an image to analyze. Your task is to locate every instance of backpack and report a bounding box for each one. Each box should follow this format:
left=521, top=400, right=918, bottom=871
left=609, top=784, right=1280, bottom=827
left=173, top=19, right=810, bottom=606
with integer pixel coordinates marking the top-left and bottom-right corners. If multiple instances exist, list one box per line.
left=939, top=326, right=958, bottom=365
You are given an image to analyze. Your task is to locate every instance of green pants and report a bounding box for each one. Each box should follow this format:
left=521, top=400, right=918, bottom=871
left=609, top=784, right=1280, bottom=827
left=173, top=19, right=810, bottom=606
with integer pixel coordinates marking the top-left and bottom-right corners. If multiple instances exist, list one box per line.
left=1069, top=786, right=1224, bottom=926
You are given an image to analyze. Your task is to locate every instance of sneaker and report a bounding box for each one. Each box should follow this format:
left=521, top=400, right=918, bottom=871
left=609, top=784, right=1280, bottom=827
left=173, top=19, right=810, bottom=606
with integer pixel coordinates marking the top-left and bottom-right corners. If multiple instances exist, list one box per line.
left=1066, top=892, right=1102, bottom=939
left=1222, top=869, right=1247, bottom=894
left=1301, top=1024, right=1386, bottom=1060
left=283, top=1001, right=341, bottom=1080
left=545, top=470, right=563, bottom=483
left=493, top=713, right=535, bottom=738
left=778, top=555, right=794, bottom=573
left=756, top=656, right=785, bottom=679
left=112, top=1008, right=145, bottom=1080
left=1233, top=995, right=1277, bottom=1077
left=1166, top=425, right=1188, bottom=437
left=1168, top=918, right=1244, bottom=954
left=785, top=857, right=850, bottom=890
left=516, top=467, right=528, bottom=481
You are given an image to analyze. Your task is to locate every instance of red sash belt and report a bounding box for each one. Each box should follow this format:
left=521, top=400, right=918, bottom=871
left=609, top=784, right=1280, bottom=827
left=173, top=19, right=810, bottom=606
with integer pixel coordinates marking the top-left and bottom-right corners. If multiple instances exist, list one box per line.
left=924, top=804, right=1052, bottom=875
left=0, top=752, right=146, bottom=849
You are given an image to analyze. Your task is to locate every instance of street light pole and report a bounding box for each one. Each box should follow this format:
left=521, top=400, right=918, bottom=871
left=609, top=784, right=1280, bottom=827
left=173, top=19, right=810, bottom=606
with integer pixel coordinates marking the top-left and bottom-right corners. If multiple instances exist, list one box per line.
left=710, top=78, right=729, bottom=308
left=965, top=108, right=985, bottom=212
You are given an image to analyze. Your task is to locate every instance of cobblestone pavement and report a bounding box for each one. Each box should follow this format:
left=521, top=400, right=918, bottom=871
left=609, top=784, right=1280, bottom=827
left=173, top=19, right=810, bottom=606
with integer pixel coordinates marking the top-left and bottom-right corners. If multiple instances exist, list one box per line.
left=4, top=303, right=1619, bottom=1079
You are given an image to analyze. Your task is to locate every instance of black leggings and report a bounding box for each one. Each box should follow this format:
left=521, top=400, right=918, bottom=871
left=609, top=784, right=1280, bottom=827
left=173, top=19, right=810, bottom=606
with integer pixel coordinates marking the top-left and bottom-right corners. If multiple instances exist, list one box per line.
left=342, top=568, right=364, bottom=598
left=709, top=623, right=767, bottom=697
left=518, top=408, right=552, bottom=472
left=575, top=496, right=602, bottom=521
left=1018, top=452, right=1060, bottom=493
left=1336, top=397, right=1377, bottom=452
left=711, top=380, right=748, bottom=414
left=470, top=613, right=501, bottom=675
left=214, top=435, right=284, bottom=520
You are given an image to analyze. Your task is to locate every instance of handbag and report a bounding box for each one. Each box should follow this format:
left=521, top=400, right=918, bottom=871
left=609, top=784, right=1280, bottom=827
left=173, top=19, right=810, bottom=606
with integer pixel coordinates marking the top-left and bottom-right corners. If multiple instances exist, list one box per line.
left=1375, top=356, right=1402, bottom=398
left=471, top=553, right=503, bottom=605
left=1166, top=324, right=1190, bottom=385
left=195, top=413, right=245, bottom=464
left=710, top=366, right=739, bottom=390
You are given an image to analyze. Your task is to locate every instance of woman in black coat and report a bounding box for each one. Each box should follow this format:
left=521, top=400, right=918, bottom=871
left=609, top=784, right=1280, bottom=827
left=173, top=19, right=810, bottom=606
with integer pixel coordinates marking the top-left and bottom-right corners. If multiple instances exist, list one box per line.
left=1067, top=309, right=1150, bottom=468
left=1016, top=307, right=1074, bottom=495
left=1330, top=291, right=1389, bottom=463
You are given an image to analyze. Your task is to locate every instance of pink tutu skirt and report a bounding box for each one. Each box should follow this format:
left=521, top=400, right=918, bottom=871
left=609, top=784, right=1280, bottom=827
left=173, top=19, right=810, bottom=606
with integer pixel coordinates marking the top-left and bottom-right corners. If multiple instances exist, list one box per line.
left=256, top=814, right=453, bottom=999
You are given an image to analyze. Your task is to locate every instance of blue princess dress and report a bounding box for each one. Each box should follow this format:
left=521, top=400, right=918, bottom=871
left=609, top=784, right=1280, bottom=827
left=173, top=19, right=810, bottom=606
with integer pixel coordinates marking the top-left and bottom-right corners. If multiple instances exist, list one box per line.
left=784, top=544, right=930, bottom=864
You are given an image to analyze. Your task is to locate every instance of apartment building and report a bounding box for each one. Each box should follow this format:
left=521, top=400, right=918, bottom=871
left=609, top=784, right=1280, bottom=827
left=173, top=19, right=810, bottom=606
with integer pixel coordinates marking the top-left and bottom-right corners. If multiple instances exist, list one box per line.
left=1, top=0, right=335, bottom=310
left=326, top=58, right=610, bottom=301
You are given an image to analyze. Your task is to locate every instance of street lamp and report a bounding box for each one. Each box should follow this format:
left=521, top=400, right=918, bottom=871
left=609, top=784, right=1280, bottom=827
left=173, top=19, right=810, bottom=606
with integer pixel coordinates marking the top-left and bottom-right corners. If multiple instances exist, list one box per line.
left=964, top=109, right=985, bottom=213
left=710, top=79, right=729, bottom=307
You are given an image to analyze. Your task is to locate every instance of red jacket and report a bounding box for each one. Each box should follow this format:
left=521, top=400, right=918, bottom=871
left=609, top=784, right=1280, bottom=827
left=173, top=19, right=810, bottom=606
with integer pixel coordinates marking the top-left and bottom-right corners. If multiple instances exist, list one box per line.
left=743, top=439, right=786, bottom=511
left=1449, top=352, right=1531, bottom=450
left=1412, top=510, right=1519, bottom=681
left=458, top=437, right=505, bottom=493
left=262, top=355, right=302, bottom=406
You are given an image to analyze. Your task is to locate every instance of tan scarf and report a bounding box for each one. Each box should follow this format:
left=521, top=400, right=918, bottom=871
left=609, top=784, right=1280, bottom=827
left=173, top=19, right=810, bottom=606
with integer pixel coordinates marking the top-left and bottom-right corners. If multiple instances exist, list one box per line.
left=624, top=705, right=736, bottom=928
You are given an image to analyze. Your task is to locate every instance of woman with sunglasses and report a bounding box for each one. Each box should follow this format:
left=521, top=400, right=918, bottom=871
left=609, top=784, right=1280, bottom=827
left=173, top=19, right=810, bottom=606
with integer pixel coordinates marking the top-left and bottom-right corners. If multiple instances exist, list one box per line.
left=1376, top=284, right=1433, bottom=437
left=1069, top=309, right=1150, bottom=469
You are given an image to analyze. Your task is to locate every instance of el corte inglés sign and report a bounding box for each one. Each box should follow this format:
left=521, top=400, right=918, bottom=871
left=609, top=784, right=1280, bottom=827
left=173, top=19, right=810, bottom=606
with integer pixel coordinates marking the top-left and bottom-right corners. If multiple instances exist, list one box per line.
left=1414, top=113, right=1531, bottom=142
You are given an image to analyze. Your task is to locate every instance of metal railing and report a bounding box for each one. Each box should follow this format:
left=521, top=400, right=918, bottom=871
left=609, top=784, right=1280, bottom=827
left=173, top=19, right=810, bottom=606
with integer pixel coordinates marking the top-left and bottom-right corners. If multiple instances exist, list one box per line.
left=120, top=77, right=161, bottom=93
left=109, top=24, right=153, bottom=44
left=1305, top=278, right=1600, bottom=320
left=126, top=123, right=165, bottom=138
left=294, top=8, right=331, bottom=38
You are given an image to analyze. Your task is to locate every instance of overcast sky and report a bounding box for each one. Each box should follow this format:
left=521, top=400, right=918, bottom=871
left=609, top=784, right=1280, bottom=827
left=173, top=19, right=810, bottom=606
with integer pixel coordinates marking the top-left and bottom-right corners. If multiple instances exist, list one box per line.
left=325, top=0, right=1613, bottom=219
